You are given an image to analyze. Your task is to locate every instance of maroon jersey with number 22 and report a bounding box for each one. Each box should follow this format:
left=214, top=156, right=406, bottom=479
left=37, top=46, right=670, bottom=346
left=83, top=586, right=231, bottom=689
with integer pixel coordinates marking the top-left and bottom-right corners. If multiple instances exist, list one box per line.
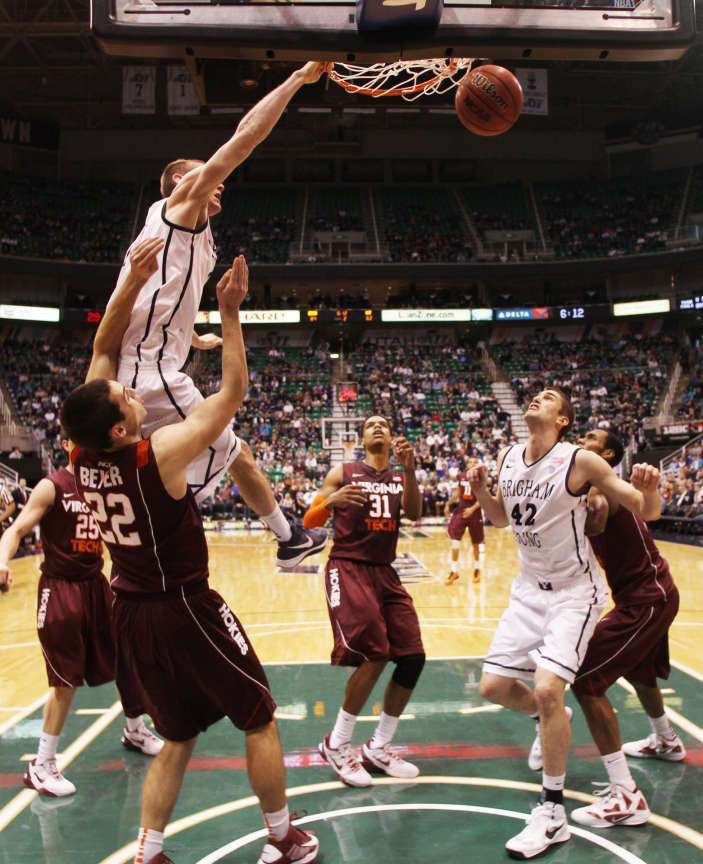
left=330, top=461, right=404, bottom=565
left=73, top=439, right=208, bottom=594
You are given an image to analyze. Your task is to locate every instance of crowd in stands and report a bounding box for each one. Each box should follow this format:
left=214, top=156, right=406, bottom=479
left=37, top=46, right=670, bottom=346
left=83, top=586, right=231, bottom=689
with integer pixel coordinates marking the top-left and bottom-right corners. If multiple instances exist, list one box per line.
left=535, top=170, right=684, bottom=259
left=493, top=330, right=677, bottom=445
left=3, top=327, right=703, bottom=533
left=3, top=170, right=702, bottom=266
left=675, top=343, right=703, bottom=420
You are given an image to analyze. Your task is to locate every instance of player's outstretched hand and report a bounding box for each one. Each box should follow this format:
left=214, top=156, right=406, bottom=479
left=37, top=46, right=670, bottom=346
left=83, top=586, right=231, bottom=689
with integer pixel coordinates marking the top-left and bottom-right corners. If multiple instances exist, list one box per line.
left=298, top=61, right=330, bottom=84
left=217, top=255, right=249, bottom=317
left=468, top=463, right=489, bottom=493
left=0, top=565, right=11, bottom=593
left=392, top=437, right=415, bottom=470
left=129, top=237, right=164, bottom=282
left=326, top=483, right=367, bottom=510
left=630, top=462, right=660, bottom=494
left=194, top=332, right=223, bottom=351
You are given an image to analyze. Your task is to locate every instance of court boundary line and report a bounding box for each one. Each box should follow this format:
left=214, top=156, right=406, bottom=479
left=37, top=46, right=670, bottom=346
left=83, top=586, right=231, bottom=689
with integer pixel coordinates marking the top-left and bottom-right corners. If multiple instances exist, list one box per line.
left=97, top=775, right=703, bottom=864
left=0, top=692, right=48, bottom=737
left=616, top=677, right=703, bottom=742
left=0, top=700, right=122, bottom=832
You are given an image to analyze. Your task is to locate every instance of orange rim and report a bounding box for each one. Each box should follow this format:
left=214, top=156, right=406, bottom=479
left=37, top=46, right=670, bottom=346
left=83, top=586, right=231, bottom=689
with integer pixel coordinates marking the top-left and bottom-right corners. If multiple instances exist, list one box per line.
left=327, top=58, right=469, bottom=98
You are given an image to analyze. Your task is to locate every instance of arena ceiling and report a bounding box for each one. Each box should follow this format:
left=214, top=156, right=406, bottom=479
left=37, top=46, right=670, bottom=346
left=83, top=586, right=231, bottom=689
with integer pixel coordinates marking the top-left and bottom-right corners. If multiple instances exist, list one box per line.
left=2, top=0, right=703, bottom=138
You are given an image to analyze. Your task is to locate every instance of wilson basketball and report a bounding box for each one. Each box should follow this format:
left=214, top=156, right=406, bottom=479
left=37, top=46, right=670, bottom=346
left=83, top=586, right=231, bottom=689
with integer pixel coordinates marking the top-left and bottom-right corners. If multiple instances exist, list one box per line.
left=455, top=65, right=523, bottom=136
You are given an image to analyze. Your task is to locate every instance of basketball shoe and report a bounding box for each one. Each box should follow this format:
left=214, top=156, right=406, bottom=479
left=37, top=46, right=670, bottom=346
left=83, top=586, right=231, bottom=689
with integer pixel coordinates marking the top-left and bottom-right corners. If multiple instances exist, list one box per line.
left=445, top=572, right=459, bottom=586
left=622, top=732, right=686, bottom=762
left=276, top=523, right=327, bottom=570
left=24, top=758, right=76, bottom=797
left=505, top=801, right=570, bottom=860
left=571, top=782, right=650, bottom=828
left=141, top=855, right=174, bottom=864
left=528, top=706, right=573, bottom=771
left=122, top=720, right=164, bottom=756
left=472, top=567, right=480, bottom=584
left=318, top=735, right=372, bottom=787
left=257, top=821, right=319, bottom=864
left=361, top=741, right=419, bottom=779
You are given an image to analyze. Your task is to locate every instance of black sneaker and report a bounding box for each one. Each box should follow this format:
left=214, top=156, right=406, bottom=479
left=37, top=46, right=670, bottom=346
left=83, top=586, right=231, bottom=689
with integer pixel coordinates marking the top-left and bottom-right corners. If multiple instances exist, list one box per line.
left=276, top=523, right=327, bottom=569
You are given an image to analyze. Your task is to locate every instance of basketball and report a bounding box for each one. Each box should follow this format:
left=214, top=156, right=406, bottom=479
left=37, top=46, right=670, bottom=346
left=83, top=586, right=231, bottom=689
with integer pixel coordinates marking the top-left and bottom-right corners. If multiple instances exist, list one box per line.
left=454, top=64, right=523, bottom=136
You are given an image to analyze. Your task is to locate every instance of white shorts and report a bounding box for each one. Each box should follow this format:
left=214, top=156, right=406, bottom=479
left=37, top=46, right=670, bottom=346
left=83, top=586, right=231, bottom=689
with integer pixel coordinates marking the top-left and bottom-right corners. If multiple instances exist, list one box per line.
left=483, top=572, right=608, bottom=684
left=118, top=362, right=242, bottom=503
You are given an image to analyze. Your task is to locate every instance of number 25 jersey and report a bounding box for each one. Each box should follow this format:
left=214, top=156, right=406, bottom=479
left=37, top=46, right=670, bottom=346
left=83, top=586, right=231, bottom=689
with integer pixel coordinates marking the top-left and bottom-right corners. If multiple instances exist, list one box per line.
left=499, top=441, right=602, bottom=588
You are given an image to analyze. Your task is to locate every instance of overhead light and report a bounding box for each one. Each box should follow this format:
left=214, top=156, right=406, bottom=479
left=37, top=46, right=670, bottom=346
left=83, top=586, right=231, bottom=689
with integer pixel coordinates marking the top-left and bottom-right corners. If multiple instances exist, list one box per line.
left=240, top=78, right=259, bottom=89
left=330, top=353, right=340, bottom=359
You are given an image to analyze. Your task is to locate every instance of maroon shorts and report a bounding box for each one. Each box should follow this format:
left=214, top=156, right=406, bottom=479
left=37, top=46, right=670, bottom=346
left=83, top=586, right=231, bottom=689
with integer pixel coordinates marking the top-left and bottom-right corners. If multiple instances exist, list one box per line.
left=113, top=586, right=275, bottom=742
left=37, top=573, right=115, bottom=689
left=447, top=507, right=485, bottom=544
left=325, top=558, right=424, bottom=667
left=572, top=587, right=680, bottom=697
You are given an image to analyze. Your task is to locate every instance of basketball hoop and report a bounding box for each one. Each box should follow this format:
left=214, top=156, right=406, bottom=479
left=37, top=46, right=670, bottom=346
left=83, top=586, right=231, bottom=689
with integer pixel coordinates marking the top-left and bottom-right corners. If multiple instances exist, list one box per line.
left=328, top=57, right=476, bottom=102
left=342, top=439, right=357, bottom=463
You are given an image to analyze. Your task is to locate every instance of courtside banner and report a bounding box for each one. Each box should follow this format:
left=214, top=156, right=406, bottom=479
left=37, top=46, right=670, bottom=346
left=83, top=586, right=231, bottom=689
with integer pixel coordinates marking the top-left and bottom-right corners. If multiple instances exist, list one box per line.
left=206, top=310, right=300, bottom=325
left=381, top=309, right=471, bottom=323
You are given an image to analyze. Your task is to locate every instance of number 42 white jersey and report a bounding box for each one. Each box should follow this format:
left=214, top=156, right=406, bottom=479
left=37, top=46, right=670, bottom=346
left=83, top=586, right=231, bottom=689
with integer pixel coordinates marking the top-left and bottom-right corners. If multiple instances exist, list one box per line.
left=499, top=441, right=603, bottom=589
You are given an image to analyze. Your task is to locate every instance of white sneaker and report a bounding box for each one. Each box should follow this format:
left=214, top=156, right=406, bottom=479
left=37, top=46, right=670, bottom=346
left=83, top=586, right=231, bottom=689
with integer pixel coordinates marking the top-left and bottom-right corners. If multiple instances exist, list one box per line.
left=506, top=801, right=570, bottom=860
left=528, top=706, right=573, bottom=772
left=318, top=734, right=371, bottom=787
left=622, top=732, right=686, bottom=762
left=24, top=758, right=76, bottom=797
left=121, top=722, right=164, bottom=756
left=361, top=740, right=419, bottom=779
left=571, top=782, right=650, bottom=827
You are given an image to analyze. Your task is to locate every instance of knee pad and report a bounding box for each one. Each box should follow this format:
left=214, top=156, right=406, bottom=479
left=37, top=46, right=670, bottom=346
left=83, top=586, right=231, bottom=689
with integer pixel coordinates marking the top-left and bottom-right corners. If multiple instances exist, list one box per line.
left=392, top=653, right=426, bottom=690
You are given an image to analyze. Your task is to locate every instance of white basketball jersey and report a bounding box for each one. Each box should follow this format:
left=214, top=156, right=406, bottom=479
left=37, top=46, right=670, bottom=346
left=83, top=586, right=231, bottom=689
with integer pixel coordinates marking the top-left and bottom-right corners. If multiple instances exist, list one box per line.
left=114, top=198, right=217, bottom=371
left=499, top=441, right=602, bottom=589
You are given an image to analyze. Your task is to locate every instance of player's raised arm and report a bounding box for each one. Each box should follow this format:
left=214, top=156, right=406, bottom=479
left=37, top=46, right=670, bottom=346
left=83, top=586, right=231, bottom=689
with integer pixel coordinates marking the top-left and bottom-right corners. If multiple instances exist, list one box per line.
left=168, top=62, right=327, bottom=225
left=468, top=449, right=510, bottom=528
left=394, top=437, right=422, bottom=521
left=569, top=450, right=661, bottom=522
left=86, top=237, right=164, bottom=383
left=0, top=479, right=56, bottom=589
left=150, top=255, right=249, bottom=492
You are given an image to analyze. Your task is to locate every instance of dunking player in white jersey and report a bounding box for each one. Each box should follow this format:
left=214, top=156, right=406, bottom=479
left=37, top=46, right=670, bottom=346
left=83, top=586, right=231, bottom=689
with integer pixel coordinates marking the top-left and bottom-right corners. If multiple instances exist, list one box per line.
left=469, top=388, right=661, bottom=861
left=109, top=61, right=328, bottom=569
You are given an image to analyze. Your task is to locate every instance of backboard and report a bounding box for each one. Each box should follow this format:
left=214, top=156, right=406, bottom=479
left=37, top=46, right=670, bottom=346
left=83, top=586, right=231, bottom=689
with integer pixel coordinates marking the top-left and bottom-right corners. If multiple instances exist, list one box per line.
left=92, top=0, right=696, bottom=63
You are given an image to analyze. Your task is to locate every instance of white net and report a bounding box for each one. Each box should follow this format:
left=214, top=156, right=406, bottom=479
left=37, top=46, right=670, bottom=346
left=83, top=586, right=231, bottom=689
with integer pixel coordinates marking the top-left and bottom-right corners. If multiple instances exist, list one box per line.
left=328, top=57, right=475, bottom=101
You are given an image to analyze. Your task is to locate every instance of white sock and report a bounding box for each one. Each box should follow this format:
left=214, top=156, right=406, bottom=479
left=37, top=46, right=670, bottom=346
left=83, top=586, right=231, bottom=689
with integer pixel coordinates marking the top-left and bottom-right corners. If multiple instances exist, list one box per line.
left=261, top=507, right=292, bottom=542
left=125, top=715, right=142, bottom=733
left=602, top=750, right=636, bottom=791
left=450, top=561, right=459, bottom=574
left=542, top=772, right=565, bottom=791
left=329, top=707, right=357, bottom=749
left=649, top=713, right=674, bottom=739
left=37, top=732, right=60, bottom=765
left=370, top=712, right=399, bottom=749
left=264, top=804, right=290, bottom=841
left=134, top=827, right=163, bottom=864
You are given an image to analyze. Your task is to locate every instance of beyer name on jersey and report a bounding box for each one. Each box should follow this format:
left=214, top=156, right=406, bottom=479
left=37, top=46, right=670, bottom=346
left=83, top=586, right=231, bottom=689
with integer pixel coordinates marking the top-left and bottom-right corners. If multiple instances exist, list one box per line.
left=78, top=464, right=124, bottom=490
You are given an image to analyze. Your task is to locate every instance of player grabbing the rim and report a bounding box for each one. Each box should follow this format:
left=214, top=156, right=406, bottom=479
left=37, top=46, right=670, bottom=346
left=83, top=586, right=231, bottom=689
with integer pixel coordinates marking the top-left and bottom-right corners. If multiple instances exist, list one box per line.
left=445, top=456, right=485, bottom=585
left=468, top=388, right=661, bottom=860
left=0, top=239, right=166, bottom=799
left=556, top=428, right=683, bottom=829
left=60, top=257, right=318, bottom=864
left=303, top=416, right=425, bottom=787
left=110, top=61, right=328, bottom=570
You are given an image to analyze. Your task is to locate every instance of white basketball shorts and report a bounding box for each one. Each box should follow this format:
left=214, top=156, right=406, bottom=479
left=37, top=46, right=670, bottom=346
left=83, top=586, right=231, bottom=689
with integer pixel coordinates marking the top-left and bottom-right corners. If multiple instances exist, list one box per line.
left=118, top=362, right=242, bottom=503
left=483, top=572, right=608, bottom=684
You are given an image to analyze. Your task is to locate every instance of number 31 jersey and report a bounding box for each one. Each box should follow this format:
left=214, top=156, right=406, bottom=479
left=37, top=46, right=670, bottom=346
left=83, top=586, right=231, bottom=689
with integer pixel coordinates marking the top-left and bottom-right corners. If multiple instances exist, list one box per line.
left=73, top=439, right=208, bottom=594
left=330, top=461, right=404, bottom=565
left=499, top=441, right=601, bottom=588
